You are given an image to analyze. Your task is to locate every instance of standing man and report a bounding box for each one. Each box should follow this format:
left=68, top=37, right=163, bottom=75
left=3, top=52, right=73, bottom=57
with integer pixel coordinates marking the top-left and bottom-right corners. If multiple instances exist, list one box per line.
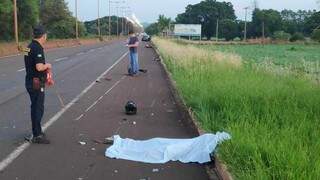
left=126, top=30, right=139, bottom=76
left=24, top=26, right=51, bottom=144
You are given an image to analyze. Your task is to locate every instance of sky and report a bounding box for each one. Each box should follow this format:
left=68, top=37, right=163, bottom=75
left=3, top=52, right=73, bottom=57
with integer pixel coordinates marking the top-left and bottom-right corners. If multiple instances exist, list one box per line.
left=66, top=0, right=319, bottom=23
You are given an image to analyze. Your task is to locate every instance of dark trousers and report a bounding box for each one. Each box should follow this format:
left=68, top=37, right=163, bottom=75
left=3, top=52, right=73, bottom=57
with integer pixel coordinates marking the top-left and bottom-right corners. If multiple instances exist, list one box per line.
left=27, top=88, right=45, bottom=137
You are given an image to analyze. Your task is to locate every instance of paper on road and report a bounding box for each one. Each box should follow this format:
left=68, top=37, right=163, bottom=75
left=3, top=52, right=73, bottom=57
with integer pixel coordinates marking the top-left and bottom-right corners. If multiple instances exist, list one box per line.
left=105, top=132, right=231, bottom=164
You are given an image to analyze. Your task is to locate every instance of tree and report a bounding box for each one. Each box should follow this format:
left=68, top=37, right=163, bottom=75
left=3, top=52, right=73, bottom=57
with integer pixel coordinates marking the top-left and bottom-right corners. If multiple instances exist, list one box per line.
left=0, top=0, right=13, bottom=41
left=176, top=0, right=236, bottom=40
left=40, top=0, right=86, bottom=38
left=304, top=11, right=320, bottom=35
left=17, top=0, right=39, bottom=39
left=157, top=15, right=171, bottom=33
left=145, top=23, right=160, bottom=35
left=219, top=19, right=238, bottom=41
left=312, top=29, right=320, bottom=42
left=251, top=9, right=282, bottom=37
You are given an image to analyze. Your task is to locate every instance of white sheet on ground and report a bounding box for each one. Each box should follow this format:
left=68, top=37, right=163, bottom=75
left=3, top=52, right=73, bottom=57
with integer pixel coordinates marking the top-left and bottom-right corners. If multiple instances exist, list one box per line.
left=105, top=132, right=231, bottom=164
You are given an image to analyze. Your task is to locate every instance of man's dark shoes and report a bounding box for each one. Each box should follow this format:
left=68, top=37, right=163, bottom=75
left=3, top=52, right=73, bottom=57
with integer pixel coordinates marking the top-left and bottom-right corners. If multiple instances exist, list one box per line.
left=32, top=135, right=50, bottom=144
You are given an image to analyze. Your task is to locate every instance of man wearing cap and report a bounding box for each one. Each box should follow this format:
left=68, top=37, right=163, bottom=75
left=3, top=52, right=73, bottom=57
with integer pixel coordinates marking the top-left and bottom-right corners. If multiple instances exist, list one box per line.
left=24, top=26, right=52, bottom=144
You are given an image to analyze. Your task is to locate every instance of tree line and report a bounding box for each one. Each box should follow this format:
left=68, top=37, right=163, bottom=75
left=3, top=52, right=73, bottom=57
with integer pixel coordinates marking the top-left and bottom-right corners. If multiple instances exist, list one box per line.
left=145, top=0, right=320, bottom=42
left=0, top=0, right=128, bottom=41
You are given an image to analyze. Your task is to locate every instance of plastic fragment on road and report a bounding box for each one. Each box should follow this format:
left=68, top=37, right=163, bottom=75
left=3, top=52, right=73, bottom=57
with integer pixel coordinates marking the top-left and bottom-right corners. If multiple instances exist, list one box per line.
left=105, top=132, right=231, bottom=164
left=79, top=141, right=86, bottom=145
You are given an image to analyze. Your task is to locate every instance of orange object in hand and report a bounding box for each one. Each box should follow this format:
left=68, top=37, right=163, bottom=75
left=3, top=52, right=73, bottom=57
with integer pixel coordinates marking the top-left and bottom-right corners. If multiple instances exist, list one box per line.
left=46, top=68, right=54, bottom=86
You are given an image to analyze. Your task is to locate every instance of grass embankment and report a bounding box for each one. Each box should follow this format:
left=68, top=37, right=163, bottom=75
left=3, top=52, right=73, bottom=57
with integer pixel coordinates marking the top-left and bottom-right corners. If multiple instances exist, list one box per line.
left=154, top=38, right=320, bottom=179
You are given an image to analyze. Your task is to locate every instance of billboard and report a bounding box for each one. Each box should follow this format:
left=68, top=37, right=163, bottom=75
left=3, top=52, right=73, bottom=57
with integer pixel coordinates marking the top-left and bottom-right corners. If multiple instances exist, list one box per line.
left=174, top=24, right=202, bottom=37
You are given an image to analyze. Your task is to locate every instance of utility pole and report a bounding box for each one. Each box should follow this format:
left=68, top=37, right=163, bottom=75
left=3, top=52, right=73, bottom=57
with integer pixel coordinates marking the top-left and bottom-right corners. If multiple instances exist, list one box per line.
left=109, top=0, right=111, bottom=39
left=216, top=19, right=219, bottom=42
left=13, top=0, right=19, bottom=46
left=262, top=21, right=265, bottom=44
left=75, top=0, right=79, bottom=39
left=244, top=6, right=249, bottom=41
left=97, top=0, right=101, bottom=38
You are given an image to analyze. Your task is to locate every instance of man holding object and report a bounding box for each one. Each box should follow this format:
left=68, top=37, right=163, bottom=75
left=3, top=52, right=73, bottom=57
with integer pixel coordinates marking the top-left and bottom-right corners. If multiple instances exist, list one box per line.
left=24, top=26, right=52, bottom=144
left=126, top=30, right=140, bottom=76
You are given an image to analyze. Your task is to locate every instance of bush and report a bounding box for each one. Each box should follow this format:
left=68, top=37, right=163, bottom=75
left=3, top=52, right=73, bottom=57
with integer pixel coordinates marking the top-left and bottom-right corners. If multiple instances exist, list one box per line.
left=273, top=31, right=291, bottom=41
left=290, top=32, right=305, bottom=42
left=311, top=29, right=320, bottom=42
left=233, top=37, right=241, bottom=41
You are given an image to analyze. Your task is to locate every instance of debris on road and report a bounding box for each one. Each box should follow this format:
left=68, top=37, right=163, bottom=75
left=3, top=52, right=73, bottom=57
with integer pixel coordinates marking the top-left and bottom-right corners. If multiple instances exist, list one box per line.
left=166, top=109, right=174, bottom=113
left=105, top=137, right=114, bottom=144
left=133, top=121, right=137, bottom=125
left=151, top=113, right=154, bottom=116
left=139, top=69, right=148, bottom=73
left=114, top=170, right=118, bottom=173
left=79, top=141, right=87, bottom=145
left=152, top=168, right=159, bottom=173
left=95, top=80, right=101, bottom=83
left=104, top=77, right=112, bottom=81
left=91, top=148, right=96, bottom=151
left=145, top=44, right=152, bottom=48
left=139, top=177, right=151, bottom=180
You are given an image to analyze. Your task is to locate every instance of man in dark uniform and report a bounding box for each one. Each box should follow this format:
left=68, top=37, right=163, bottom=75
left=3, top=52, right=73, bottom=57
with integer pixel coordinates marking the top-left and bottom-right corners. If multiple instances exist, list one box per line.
left=24, top=26, right=52, bottom=144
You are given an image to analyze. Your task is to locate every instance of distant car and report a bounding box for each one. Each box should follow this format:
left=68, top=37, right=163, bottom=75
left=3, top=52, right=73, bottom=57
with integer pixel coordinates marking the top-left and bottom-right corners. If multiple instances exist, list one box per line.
left=142, top=35, right=151, bottom=42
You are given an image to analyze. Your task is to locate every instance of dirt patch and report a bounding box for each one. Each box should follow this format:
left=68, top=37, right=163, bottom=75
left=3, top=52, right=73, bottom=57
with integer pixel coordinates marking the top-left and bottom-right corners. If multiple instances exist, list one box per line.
left=0, top=37, right=119, bottom=58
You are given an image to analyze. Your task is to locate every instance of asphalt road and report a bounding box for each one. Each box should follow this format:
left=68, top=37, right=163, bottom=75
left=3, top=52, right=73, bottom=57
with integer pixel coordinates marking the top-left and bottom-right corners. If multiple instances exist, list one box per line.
left=0, top=40, right=128, bottom=162
left=0, top=41, right=215, bottom=180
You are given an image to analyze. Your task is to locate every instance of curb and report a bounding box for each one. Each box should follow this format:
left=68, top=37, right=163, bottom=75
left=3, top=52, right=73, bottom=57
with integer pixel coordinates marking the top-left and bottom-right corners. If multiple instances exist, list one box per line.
left=151, top=41, right=233, bottom=180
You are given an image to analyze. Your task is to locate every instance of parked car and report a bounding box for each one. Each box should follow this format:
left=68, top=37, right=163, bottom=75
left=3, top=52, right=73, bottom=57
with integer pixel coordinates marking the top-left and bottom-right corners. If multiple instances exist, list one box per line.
left=142, top=34, right=151, bottom=41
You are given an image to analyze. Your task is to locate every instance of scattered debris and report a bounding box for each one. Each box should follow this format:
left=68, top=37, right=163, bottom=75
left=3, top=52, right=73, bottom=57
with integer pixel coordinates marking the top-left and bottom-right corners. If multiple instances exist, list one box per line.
left=139, top=178, right=151, bottom=180
left=133, top=121, right=137, bottom=125
left=95, top=80, right=101, bottom=83
left=145, top=44, right=152, bottom=48
left=122, top=118, right=127, bottom=121
left=93, top=139, right=104, bottom=144
left=77, top=178, right=83, bottom=180
left=91, top=148, right=96, bottom=151
left=151, top=113, right=154, bottom=116
left=153, top=56, right=161, bottom=61
left=105, top=137, right=114, bottom=144
left=79, top=141, right=86, bottom=145
left=114, top=170, right=118, bottom=173
left=139, top=69, right=148, bottom=73
left=152, top=168, right=159, bottom=173
left=166, top=109, right=174, bottom=113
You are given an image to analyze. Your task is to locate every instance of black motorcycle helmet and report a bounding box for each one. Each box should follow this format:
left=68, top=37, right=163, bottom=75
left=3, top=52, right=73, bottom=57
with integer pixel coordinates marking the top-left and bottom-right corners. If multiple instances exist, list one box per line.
left=125, top=101, right=137, bottom=115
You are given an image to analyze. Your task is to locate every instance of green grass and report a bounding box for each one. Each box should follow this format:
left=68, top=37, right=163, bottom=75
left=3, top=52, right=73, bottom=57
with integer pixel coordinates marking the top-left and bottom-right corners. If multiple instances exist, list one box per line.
left=203, top=44, right=320, bottom=72
left=155, top=38, right=320, bottom=179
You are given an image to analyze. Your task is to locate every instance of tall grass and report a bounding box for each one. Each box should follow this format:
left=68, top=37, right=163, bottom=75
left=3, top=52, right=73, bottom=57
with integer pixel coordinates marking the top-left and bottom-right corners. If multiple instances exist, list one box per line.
left=154, top=38, right=320, bottom=179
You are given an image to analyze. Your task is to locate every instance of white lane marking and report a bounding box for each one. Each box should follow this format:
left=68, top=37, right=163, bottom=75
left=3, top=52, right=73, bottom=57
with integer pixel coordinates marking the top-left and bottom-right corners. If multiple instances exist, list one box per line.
left=75, top=114, right=84, bottom=121
left=54, top=57, right=68, bottom=62
left=103, top=79, right=122, bottom=96
left=85, top=78, right=123, bottom=113
left=98, top=96, right=104, bottom=101
left=17, top=68, right=25, bottom=72
left=0, top=51, right=128, bottom=172
left=85, top=101, right=98, bottom=112
left=150, top=99, right=156, bottom=108
left=76, top=52, right=85, bottom=56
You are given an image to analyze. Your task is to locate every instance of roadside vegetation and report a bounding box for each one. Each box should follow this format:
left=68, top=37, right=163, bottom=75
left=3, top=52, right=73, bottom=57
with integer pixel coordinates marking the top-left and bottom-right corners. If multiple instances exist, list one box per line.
left=154, top=37, right=320, bottom=179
